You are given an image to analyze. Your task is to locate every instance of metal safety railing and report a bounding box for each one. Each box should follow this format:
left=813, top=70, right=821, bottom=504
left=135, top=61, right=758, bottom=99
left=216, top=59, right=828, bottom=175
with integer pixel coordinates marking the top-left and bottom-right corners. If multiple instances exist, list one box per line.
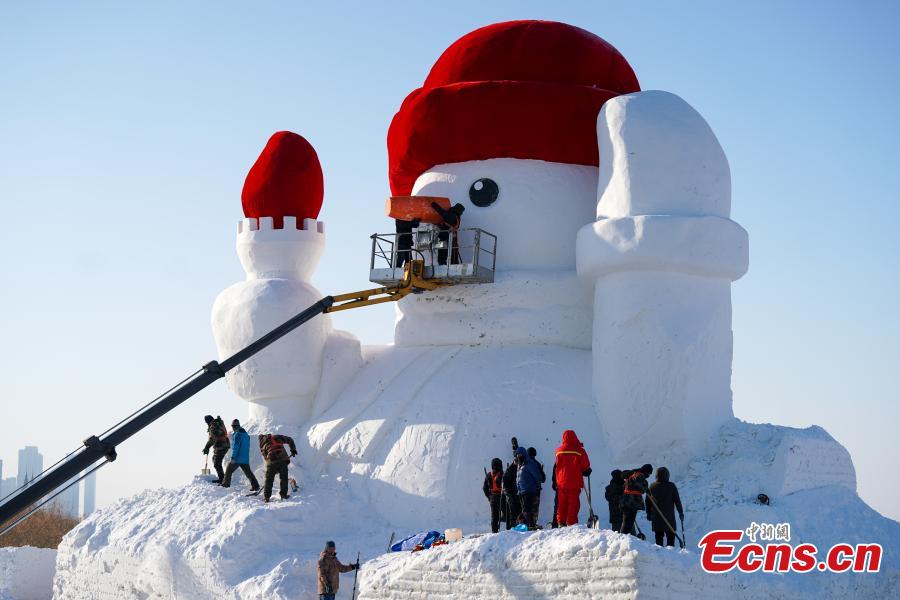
left=369, top=227, right=497, bottom=285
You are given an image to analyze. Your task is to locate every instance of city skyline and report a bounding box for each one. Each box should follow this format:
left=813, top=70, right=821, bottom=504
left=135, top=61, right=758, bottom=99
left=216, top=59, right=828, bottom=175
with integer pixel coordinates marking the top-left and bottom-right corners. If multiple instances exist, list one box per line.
left=0, top=446, right=97, bottom=519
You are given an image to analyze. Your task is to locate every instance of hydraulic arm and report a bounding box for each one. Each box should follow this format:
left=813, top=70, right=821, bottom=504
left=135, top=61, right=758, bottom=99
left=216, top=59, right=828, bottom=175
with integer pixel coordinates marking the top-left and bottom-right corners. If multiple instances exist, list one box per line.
left=0, top=260, right=440, bottom=531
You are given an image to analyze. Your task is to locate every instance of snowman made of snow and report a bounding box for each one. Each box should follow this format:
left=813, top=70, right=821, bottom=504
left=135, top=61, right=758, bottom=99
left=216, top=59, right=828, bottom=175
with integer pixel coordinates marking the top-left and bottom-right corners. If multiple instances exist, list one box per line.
left=212, top=21, right=748, bottom=527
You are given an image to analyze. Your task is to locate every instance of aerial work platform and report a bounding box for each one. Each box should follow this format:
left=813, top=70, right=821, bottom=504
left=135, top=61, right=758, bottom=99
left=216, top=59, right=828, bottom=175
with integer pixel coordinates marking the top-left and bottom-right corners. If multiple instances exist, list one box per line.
left=369, top=226, right=497, bottom=286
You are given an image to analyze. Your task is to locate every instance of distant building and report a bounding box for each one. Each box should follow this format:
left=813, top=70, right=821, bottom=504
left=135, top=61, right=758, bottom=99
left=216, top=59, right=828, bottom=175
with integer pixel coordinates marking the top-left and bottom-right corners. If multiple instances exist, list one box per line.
left=82, top=471, right=96, bottom=517
left=17, top=446, right=43, bottom=488
left=52, top=479, right=81, bottom=518
left=3, top=448, right=98, bottom=519
left=0, top=477, right=16, bottom=499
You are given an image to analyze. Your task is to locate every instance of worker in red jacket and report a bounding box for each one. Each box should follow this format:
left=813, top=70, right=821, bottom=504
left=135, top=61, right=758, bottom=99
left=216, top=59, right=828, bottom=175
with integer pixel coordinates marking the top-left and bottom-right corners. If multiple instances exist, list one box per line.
left=554, top=430, right=592, bottom=526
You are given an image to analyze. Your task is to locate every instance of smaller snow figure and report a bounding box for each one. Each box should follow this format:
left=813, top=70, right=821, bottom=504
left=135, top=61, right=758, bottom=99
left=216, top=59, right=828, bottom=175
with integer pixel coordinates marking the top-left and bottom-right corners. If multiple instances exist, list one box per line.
left=317, top=540, right=359, bottom=600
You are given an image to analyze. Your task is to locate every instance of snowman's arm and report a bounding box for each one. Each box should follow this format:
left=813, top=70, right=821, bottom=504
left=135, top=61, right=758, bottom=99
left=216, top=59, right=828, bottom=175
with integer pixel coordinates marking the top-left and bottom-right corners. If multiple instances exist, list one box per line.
left=576, top=91, right=749, bottom=468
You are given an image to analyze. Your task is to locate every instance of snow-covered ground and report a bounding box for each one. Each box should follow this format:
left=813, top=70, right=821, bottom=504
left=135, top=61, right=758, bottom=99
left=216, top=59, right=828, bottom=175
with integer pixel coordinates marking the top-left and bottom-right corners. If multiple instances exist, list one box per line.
left=51, top=418, right=899, bottom=599
left=360, top=526, right=739, bottom=599
left=0, top=546, right=56, bottom=600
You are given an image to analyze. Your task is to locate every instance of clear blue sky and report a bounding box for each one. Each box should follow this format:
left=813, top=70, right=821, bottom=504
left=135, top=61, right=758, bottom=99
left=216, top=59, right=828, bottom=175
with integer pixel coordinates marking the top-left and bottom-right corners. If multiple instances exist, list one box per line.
left=1, top=2, right=898, bottom=522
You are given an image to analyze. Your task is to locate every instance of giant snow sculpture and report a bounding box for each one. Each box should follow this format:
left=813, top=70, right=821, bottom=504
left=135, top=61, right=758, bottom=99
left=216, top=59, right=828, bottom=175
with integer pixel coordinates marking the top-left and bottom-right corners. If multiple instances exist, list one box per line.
left=211, top=20, right=747, bottom=524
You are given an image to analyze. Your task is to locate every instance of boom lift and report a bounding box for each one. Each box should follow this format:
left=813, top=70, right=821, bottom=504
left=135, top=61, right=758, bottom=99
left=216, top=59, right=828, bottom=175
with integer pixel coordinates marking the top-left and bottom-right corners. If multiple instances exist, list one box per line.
left=0, top=226, right=497, bottom=534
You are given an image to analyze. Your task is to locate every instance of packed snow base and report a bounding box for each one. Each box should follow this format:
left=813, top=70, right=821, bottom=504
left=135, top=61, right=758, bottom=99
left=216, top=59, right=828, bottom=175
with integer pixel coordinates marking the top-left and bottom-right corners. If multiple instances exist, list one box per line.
left=53, top=419, right=899, bottom=599
left=0, top=546, right=56, bottom=600
left=360, top=527, right=735, bottom=600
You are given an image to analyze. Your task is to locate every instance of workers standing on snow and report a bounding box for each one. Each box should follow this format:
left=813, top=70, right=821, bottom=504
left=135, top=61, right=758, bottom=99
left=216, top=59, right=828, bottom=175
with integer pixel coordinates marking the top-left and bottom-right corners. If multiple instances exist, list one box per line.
left=527, top=447, right=546, bottom=525
left=221, top=419, right=260, bottom=493
left=482, top=458, right=504, bottom=534
left=502, top=453, right=520, bottom=529
left=258, top=433, right=297, bottom=503
left=554, top=430, right=591, bottom=527
left=620, top=464, right=653, bottom=537
left=202, top=415, right=230, bottom=484
left=514, top=447, right=543, bottom=529
left=317, top=540, right=359, bottom=600
left=550, top=463, right=559, bottom=528
left=646, top=466, right=684, bottom=547
left=604, top=470, right=625, bottom=533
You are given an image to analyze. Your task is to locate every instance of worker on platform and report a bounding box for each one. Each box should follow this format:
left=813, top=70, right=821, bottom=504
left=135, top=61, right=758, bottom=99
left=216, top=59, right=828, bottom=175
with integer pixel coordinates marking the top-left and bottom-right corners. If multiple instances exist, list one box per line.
left=317, top=540, right=359, bottom=600
left=258, top=433, right=298, bottom=502
left=620, top=463, right=653, bottom=537
left=430, top=201, right=465, bottom=265
left=482, top=457, right=504, bottom=533
left=554, top=429, right=592, bottom=527
left=221, top=419, right=260, bottom=492
left=202, top=415, right=230, bottom=484
left=393, top=217, right=419, bottom=269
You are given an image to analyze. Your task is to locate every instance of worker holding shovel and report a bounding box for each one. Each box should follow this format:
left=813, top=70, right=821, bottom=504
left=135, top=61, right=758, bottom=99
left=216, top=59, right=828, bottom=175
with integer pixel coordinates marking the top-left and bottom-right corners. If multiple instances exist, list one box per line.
left=553, top=430, right=591, bottom=527
left=645, top=466, right=685, bottom=548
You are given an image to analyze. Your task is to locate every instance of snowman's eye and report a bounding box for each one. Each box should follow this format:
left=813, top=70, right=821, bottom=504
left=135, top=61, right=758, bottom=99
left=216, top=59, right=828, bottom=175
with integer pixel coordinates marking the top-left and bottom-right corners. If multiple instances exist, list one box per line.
left=469, top=178, right=499, bottom=207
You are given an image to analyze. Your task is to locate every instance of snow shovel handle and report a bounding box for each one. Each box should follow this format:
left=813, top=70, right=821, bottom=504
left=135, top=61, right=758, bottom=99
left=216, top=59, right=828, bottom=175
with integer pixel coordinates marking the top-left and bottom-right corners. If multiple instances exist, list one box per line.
left=351, top=551, right=360, bottom=600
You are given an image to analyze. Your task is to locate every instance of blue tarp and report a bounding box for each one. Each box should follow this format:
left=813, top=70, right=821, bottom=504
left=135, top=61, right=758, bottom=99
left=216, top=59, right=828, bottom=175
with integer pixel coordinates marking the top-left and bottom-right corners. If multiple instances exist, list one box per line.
left=390, top=530, right=442, bottom=552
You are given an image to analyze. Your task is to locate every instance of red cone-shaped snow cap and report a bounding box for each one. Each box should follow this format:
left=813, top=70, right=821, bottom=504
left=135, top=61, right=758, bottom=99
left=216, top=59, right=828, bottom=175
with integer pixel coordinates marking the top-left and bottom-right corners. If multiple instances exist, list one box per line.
left=242, top=131, right=324, bottom=228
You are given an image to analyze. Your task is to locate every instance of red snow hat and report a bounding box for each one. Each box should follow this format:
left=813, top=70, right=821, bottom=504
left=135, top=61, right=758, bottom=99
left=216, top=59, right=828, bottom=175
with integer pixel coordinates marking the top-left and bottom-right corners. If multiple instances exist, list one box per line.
left=242, top=131, right=324, bottom=228
left=387, top=20, right=640, bottom=196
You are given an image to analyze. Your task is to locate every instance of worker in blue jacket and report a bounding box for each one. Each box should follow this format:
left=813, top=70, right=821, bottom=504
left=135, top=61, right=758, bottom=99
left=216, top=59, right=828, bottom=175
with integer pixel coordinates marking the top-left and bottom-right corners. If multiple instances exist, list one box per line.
left=515, top=446, right=543, bottom=529
left=221, top=419, right=260, bottom=492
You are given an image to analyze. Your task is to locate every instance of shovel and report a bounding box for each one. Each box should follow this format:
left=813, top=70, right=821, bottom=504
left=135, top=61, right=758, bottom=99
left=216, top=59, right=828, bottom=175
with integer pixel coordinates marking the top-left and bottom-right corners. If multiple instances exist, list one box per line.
left=350, top=551, right=360, bottom=600
left=201, top=455, right=210, bottom=476
left=584, top=475, right=599, bottom=529
left=646, top=492, right=685, bottom=548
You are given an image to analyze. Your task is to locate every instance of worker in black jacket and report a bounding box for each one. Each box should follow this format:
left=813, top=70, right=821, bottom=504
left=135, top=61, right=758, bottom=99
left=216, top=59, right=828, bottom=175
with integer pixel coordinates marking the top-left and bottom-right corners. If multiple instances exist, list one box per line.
left=393, top=218, right=419, bottom=268
left=605, top=469, right=625, bottom=532
left=430, top=202, right=465, bottom=265
left=550, top=463, right=559, bottom=528
left=483, top=458, right=504, bottom=533
left=502, top=460, right=520, bottom=529
left=646, top=466, right=684, bottom=546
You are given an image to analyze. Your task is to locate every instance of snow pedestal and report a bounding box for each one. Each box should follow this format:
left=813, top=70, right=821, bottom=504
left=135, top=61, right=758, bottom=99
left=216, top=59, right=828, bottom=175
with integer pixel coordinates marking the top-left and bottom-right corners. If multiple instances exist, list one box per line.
left=359, top=527, right=738, bottom=600
left=0, top=546, right=56, bottom=600
left=51, top=420, right=899, bottom=599
left=577, top=91, right=749, bottom=470
left=211, top=216, right=330, bottom=429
